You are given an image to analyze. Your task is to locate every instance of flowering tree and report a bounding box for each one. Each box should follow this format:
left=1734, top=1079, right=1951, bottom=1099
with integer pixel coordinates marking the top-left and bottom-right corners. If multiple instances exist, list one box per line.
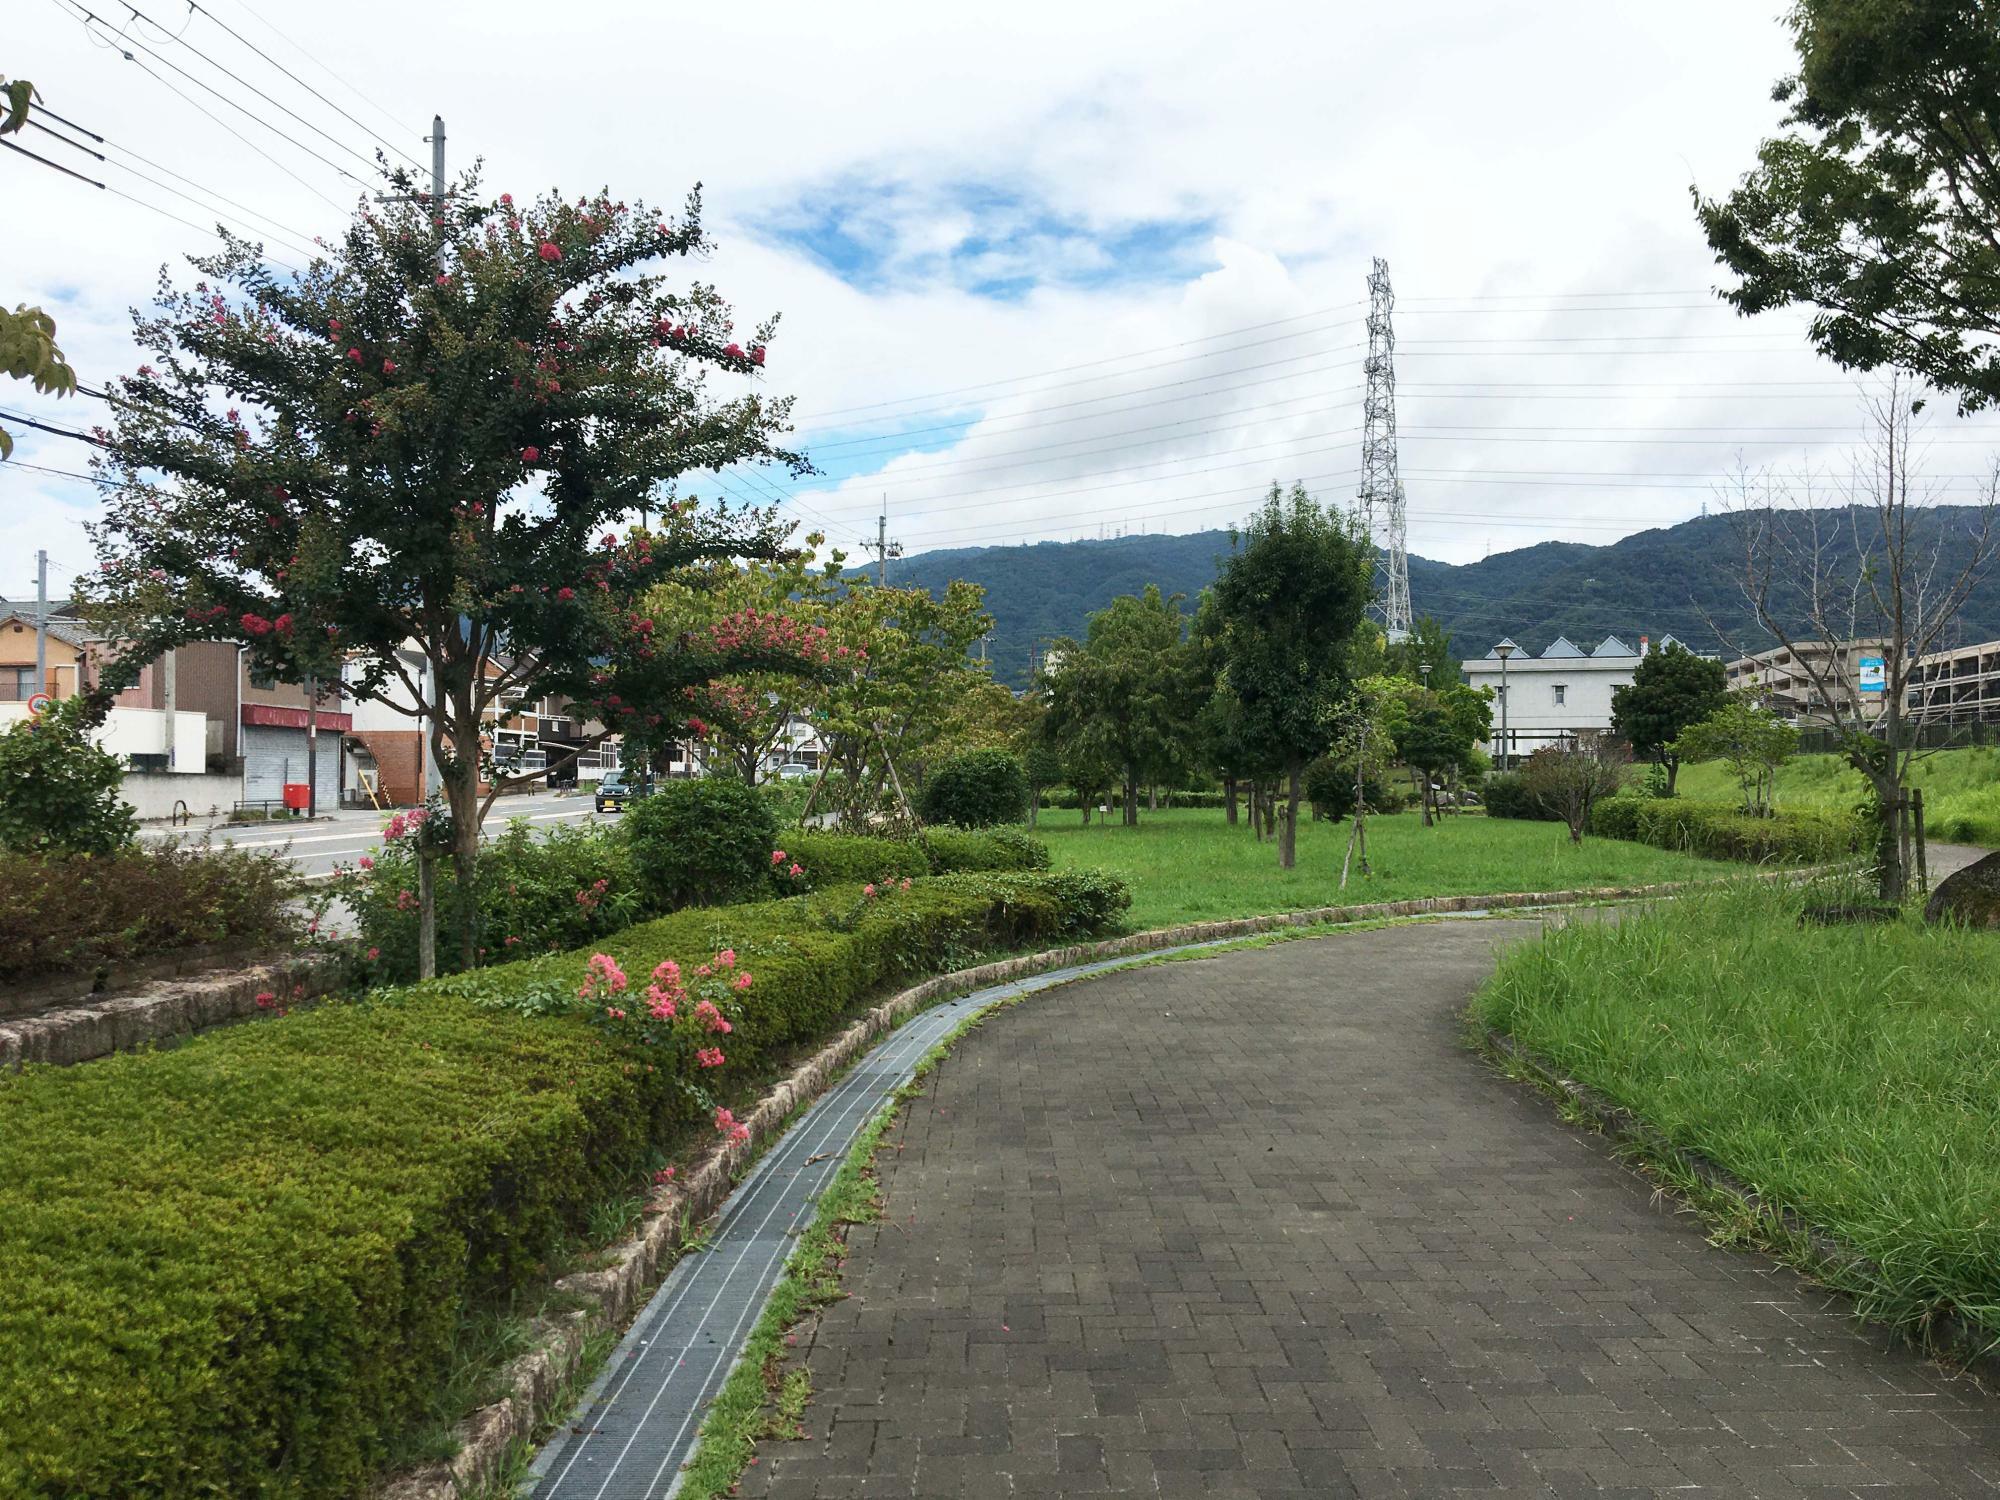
left=77, top=169, right=812, bottom=970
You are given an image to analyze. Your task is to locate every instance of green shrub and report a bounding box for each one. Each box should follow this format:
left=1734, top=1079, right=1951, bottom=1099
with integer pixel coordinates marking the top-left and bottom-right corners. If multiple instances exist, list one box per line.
left=777, top=832, right=929, bottom=889
left=623, top=777, right=778, bottom=912
left=922, top=825, right=1052, bottom=874
left=1302, top=757, right=1399, bottom=820
left=341, top=819, right=643, bottom=981
left=1588, top=797, right=1864, bottom=862
left=918, top=749, right=1029, bottom=828
left=0, top=699, right=136, bottom=856
left=0, top=843, right=299, bottom=984
left=1481, top=771, right=1562, bottom=821
left=0, top=868, right=1127, bottom=1498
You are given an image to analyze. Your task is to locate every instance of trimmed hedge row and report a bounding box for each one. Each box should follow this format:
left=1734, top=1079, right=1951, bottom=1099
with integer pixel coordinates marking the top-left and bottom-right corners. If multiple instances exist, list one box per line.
left=0, top=869, right=1128, bottom=1499
left=777, top=827, right=1051, bottom=890
left=1041, top=788, right=1227, bottom=811
left=1587, top=797, right=1866, bottom=862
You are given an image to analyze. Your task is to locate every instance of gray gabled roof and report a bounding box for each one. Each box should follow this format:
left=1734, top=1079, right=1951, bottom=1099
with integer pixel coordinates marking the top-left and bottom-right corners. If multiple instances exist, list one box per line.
left=1538, top=635, right=1584, bottom=659
left=1482, top=636, right=1521, bottom=660
left=1593, top=635, right=1634, bottom=657
left=0, top=610, right=90, bottom=649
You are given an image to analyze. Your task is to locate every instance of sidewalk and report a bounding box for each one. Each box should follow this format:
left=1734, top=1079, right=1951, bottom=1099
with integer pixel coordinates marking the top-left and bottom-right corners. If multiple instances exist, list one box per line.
left=742, top=920, right=2000, bottom=1497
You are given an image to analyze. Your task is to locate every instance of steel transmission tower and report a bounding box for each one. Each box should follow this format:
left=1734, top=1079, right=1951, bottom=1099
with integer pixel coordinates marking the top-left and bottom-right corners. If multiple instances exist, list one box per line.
left=1357, top=257, right=1412, bottom=642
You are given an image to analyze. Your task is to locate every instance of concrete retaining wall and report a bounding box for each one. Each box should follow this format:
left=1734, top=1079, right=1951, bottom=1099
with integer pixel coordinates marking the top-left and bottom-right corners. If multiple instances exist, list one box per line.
left=123, top=771, right=242, bottom=821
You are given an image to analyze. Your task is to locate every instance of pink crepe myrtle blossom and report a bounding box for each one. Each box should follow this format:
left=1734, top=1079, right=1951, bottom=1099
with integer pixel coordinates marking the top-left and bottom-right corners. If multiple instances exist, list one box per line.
left=771, top=848, right=786, bottom=865
left=578, top=952, right=628, bottom=1001
left=538, top=241, right=562, bottom=261
left=733, top=970, right=753, bottom=993
left=366, top=946, right=380, bottom=961
left=715, top=948, right=736, bottom=969
left=713, top=1107, right=750, bottom=1143
left=255, top=990, right=276, bottom=1009
left=788, top=862, right=803, bottom=879
left=396, top=889, right=416, bottom=911
left=695, top=1046, right=726, bottom=1069
left=653, top=1166, right=676, bottom=1185
left=863, top=883, right=877, bottom=899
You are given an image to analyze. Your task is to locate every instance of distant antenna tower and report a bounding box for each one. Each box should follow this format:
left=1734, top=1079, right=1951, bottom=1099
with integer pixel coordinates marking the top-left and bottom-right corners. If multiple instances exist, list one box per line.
left=1357, top=256, right=1413, bottom=642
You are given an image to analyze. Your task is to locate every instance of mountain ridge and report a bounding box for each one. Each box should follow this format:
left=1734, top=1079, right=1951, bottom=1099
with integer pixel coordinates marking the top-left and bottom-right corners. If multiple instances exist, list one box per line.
left=892, top=509, right=2000, bottom=685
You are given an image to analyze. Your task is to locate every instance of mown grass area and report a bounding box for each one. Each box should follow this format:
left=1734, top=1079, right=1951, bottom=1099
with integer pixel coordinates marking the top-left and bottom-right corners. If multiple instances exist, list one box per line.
left=1475, top=879, right=2000, bottom=1348
left=1678, top=744, right=2000, bottom=845
left=1034, top=807, right=1745, bottom=930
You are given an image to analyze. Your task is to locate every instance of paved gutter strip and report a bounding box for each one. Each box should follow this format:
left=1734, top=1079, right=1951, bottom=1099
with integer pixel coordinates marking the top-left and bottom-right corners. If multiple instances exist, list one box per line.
left=526, top=941, right=1245, bottom=1500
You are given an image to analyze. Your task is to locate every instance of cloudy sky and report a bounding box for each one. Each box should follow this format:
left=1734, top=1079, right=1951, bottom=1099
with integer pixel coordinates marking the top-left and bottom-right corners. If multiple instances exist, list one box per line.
left=10, top=0, right=2000, bottom=605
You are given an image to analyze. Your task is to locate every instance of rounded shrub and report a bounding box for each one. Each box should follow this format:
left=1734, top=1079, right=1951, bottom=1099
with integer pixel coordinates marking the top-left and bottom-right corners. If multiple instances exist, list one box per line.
left=919, top=749, right=1029, bottom=828
left=623, top=777, right=778, bottom=912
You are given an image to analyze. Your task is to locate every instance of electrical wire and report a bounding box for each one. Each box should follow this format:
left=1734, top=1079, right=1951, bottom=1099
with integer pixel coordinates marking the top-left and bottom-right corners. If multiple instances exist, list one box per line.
left=0, top=409, right=108, bottom=447
left=211, top=0, right=410, bottom=143
left=182, top=0, right=428, bottom=172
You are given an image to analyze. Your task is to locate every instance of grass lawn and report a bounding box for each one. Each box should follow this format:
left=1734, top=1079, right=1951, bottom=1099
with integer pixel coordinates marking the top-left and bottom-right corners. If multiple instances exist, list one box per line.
left=1033, top=806, right=1748, bottom=929
left=1678, top=744, right=2000, bottom=845
left=1474, top=879, right=2000, bottom=1348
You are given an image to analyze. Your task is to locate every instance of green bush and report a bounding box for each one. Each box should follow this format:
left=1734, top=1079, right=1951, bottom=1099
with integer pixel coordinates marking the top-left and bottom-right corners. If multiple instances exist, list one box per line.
left=1588, top=796, right=1864, bottom=862
left=0, top=699, right=136, bottom=856
left=1302, top=758, right=1399, bottom=820
left=776, top=832, right=929, bottom=889
left=1480, top=771, right=1562, bottom=821
left=623, top=777, right=779, bottom=912
left=0, top=868, right=1128, bottom=1498
left=341, top=819, right=643, bottom=981
left=0, top=843, right=299, bottom=984
left=922, top=825, right=1052, bottom=874
left=919, top=749, right=1029, bottom=828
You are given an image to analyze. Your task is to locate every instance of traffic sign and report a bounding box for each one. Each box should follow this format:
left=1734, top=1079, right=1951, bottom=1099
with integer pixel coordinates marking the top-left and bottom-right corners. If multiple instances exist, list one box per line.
left=25, top=692, right=51, bottom=718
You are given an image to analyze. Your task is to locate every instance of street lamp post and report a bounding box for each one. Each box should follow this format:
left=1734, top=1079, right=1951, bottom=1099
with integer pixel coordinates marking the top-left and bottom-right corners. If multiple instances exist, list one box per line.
left=1419, top=659, right=1432, bottom=691
left=1494, top=639, right=1515, bottom=771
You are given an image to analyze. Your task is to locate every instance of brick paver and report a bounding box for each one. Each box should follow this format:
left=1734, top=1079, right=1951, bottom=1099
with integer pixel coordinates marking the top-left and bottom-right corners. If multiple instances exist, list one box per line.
left=740, top=918, right=2000, bottom=1498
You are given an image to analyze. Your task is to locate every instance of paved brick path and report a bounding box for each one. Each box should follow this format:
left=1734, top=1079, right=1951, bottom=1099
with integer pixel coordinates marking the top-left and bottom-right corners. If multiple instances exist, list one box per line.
left=739, top=917, right=2000, bottom=1498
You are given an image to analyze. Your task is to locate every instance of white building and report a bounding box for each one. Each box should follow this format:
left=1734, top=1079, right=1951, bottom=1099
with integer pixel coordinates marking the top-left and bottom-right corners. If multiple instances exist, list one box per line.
left=1461, top=634, right=1690, bottom=767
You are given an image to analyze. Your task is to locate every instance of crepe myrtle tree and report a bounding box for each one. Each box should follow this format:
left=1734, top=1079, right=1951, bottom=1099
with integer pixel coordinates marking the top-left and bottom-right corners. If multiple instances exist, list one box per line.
left=77, top=168, right=816, bottom=968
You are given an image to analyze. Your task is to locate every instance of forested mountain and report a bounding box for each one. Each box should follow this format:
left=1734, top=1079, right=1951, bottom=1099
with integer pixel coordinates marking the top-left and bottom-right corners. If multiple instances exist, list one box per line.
left=895, top=509, right=2000, bottom=685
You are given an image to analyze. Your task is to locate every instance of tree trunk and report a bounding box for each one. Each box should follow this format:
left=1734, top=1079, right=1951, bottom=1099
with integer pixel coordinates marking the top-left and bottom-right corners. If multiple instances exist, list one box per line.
left=1865, top=768, right=1906, bottom=901
left=1122, top=769, right=1139, bottom=828
left=416, top=853, right=437, bottom=981
left=1262, top=783, right=1278, bottom=839
left=1225, top=776, right=1239, bottom=825
left=1248, top=782, right=1262, bottom=841
left=1148, top=784, right=1158, bottom=813
left=1664, top=755, right=1680, bottom=796
left=445, top=715, right=485, bottom=972
left=1419, top=771, right=1434, bottom=827
left=1278, top=763, right=1302, bottom=869
left=1029, top=787, right=1040, bottom=828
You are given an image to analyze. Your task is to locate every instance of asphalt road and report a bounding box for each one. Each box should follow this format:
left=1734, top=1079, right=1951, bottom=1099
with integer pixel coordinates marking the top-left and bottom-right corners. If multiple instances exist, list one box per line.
left=138, top=789, right=609, bottom=879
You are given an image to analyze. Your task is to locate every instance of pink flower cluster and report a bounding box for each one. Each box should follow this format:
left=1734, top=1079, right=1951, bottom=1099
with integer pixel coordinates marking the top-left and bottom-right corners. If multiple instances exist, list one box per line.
left=714, top=1106, right=750, bottom=1144
left=382, top=806, right=430, bottom=843
left=772, top=848, right=807, bottom=881
left=578, top=952, right=628, bottom=1002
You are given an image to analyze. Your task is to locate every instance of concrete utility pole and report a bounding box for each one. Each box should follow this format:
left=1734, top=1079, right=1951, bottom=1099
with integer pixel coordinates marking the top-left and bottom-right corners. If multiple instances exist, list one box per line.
left=162, top=647, right=176, bottom=770
left=34, top=550, right=48, bottom=696
left=863, top=495, right=903, bottom=586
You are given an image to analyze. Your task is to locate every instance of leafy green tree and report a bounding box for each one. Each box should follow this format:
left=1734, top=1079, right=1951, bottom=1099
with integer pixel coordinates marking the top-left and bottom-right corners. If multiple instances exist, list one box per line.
left=1385, top=614, right=1456, bottom=686
left=1042, top=584, right=1202, bottom=828
left=1674, top=701, right=1798, bottom=816
left=78, top=170, right=806, bottom=971
left=1020, top=741, right=1065, bottom=827
left=0, top=699, right=136, bottom=856
left=1610, top=641, right=1730, bottom=793
left=1210, top=483, right=1372, bottom=868
left=1697, top=0, right=2000, bottom=412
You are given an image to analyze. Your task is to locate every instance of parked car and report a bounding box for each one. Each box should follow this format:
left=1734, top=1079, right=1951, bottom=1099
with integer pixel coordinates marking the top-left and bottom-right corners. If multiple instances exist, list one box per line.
left=774, top=762, right=815, bottom=782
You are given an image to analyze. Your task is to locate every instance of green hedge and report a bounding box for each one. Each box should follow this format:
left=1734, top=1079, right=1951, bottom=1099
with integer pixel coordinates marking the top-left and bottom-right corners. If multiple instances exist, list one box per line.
left=775, top=828, right=1051, bottom=890
left=1588, top=797, right=1866, bottom=862
left=0, top=869, right=1126, bottom=1498
left=1480, top=772, right=1563, bottom=821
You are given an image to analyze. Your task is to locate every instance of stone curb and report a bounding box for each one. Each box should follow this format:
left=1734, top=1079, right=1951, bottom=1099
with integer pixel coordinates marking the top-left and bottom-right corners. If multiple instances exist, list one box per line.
left=0, top=956, right=342, bottom=1071
left=1478, top=1027, right=2000, bottom=1380
left=379, top=866, right=1825, bottom=1500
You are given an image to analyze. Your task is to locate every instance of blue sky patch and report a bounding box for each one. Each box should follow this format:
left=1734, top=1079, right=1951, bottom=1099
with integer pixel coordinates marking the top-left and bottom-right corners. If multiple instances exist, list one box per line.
left=761, top=176, right=1218, bottom=301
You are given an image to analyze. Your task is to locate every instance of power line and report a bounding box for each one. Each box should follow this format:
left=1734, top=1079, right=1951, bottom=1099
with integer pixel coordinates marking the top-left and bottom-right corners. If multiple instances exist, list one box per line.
left=0, top=408, right=108, bottom=446
left=211, top=0, right=411, bottom=143
left=97, top=0, right=392, bottom=177
left=58, top=0, right=373, bottom=195
left=182, top=0, right=428, bottom=172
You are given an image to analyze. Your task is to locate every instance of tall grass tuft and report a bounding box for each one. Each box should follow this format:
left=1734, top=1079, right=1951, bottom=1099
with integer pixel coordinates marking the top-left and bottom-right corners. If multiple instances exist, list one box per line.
left=1476, top=879, right=2000, bottom=1346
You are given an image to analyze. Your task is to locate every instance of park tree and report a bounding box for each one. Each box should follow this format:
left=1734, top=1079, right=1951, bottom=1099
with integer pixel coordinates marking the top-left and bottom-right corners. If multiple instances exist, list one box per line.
left=77, top=170, right=812, bottom=971
left=1610, top=641, right=1729, bottom=793
left=1521, top=732, right=1629, bottom=844
left=808, top=580, right=992, bottom=828
left=1675, top=700, right=1798, bottom=816
left=1723, top=382, right=1993, bottom=898
left=1020, top=740, right=1065, bottom=827
left=1210, top=483, right=1372, bottom=868
left=1385, top=614, right=1457, bottom=688
left=1697, top=0, right=2000, bottom=413
left=1042, top=584, right=1202, bottom=828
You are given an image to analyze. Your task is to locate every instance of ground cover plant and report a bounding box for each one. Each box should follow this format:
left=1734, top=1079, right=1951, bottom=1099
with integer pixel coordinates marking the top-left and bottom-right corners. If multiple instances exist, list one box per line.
left=0, top=869, right=1124, bottom=1498
left=1035, top=806, right=1742, bottom=930
left=1474, top=878, right=2000, bottom=1350
left=0, top=842, right=299, bottom=987
left=1677, top=745, right=2000, bottom=847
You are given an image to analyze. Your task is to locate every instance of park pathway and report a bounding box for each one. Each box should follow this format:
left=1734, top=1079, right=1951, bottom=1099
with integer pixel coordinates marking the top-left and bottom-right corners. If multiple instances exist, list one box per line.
left=741, top=917, right=2000, bottom=1498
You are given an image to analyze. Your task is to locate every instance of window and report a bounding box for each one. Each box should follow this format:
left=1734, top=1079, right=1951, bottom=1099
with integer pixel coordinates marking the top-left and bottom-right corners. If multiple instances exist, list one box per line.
left=1552, top=683, right=1567, bottom=706
left=0, top=666, right=35, bottom=701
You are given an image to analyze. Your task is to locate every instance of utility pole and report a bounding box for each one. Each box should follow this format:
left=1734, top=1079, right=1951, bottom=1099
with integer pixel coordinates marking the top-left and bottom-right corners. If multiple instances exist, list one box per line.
left=862, top=495, right=903, bottom=586
left=34, top=550, right=48, bottom=697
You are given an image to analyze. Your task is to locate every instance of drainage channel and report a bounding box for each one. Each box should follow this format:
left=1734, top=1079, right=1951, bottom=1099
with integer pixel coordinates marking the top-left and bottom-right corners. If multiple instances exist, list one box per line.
left=525, top=940, right=1247, bottom=1500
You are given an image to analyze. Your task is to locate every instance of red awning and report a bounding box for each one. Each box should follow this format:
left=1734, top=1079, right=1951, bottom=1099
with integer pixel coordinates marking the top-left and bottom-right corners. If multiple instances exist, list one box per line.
left=240, top=703, right=353, bottom=732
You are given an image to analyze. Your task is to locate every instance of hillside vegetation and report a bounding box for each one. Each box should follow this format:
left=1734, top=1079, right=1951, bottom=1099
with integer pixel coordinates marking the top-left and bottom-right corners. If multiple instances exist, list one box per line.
left=894, top=507, right=2000, bottom=686
left=1677, top=744, right=2000, bottom=846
